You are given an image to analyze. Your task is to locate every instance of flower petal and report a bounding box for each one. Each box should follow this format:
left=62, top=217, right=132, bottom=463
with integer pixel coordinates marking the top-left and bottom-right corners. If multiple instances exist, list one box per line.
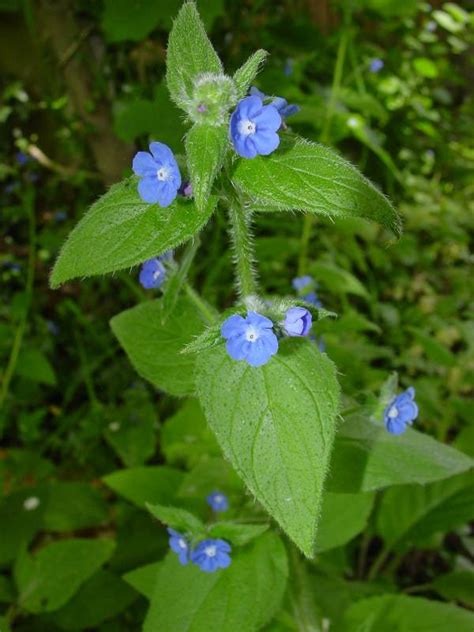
left=251, top=130, right=280, bottom=156
left=221, top=314, right=246, bottom=339
left=149, top=141, right=175, bottom=164
left=132, top=151, right=157, bottom=176
left=138, top=177, right=161, bottom=204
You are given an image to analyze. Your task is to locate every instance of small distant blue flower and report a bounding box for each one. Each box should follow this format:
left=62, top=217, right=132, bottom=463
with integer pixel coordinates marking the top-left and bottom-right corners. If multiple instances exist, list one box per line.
left=54, top=211, right=67, bottom=222
left=221, top=311, right=278, bottom=367
left=384, top=387, right=418, bottom=435
left=132, top=142, right=181, bottom=207
left=369, top=59, right=384, bottom=73
left=284, top=307, right=312, bottom=337
left=191, top=539, right=231, bottom=573
left=292, top=275, right=313, bottom=292
left=167, top=528, right=190, bottom=565
left=139, top=258, right=166, bottom=289
left=426, top=20, right=437, bottom=32
left=284, top=58, right=294, bottom=76
left=207, top=491, right=228, bottom=512
left=46, top=320, right=60, bottom=336
left=229, top=96, right=282, bottom=159
left=303, top=291, right=322, bottom=308
left=250, top=87, right=300, bottom=119
left=16, top=151, right=29, bottom=165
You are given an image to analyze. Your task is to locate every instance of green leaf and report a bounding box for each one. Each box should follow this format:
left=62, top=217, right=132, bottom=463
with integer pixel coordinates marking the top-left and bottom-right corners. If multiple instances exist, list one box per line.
left=166, top=1, right=222, bottom=110
left=185, top=124, right=228, bottom=213
left=310, top=261, right=369, bottom=298
left=16, top=348, right=56, bottom=385
left=103, top=466, right=184, bottom=509
left=47, top=570, right=137, bottom=630
left=316, top=492, right=374, bottom=552
left=123, top=561, right=160, bottom=600
left=233, top=137, right=401, bottom=238
left=50, top=177, right=217, bottom=287
left=143, top=533, right=288, bottom=632
left=113, top=83, right=186, bottom=147
left=42, top=482, right=108, bottom=531
left=431, top=570, right=474, bottom=608
left=110, top=296, right=208, bottom=397
left=160, top=398, right=221, bottom=467
left=0, top=575, right=15, bottom=603
left=328, top=414, right=473, bottom=492
left=101, top=0, right=181, bottom=42
left=103, top=388, right=158, bottom=467
left=0, top=487, right=47, bottom=565
left=413, top=57, right=439, bottom=79
left=15, top=538, right=115, bottom=614
left=207, top=521, right=269, bottom=545
left=196, top=339, right=340, bottom=557
left=233, top=49, right=269, bottom=98
left=146, top=503, right=205, bottom=535
left=339, top=594, right=474, bottom=631
left=376, top=472, right=474, bottom=551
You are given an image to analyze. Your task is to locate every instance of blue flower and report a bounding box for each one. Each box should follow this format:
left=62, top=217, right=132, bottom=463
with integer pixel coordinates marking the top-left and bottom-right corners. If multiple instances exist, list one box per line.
left=221, top=311, right=278, bottom=367
left=46, top=320, right=60, bottom=336
left=284, top=58, right=294, bottom=76
left=292, top=275, right=313, bottom=292
left=132, top=142, right=181, bottom=207
left=284, top=307, right=312, bottom=337
left=229, top=96, right=281, bottom=159
left=303, top=291, right=322, bottom=308
left=139, top=258, right=166, bottom=289
left=191, top=539, right=231, bottom=573
left=167, top=528, right=190, bottom=565
left=384, top=387, right=418, bottom=435
left=16, top=151, right=30, bottom=166
left=369, top=59, right=384, bottom=73
left=54, top=211, right=67, bottom=222
left=178, top=181, right=193, bottom=198
left=250, top=87, right=300, bottom=119
left=207, top=491, right=228, bottom=512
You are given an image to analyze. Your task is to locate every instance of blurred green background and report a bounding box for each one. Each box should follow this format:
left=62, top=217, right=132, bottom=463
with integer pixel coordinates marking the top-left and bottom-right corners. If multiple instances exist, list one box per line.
left=0, top=0, right=472, bottom=630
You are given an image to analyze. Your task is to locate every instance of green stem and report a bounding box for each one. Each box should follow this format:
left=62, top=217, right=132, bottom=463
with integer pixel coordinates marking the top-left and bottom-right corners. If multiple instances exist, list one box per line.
left=298, top=19, right=350, bottom=277
left=0, top=190, right=35, bottom=410
left=185, top=284, right=216, bottom=324
left=367, top=546, right=391, bottom=581
left=227, top=198, right=258, bottom=299
left=288, top=544, right=322, bottom=632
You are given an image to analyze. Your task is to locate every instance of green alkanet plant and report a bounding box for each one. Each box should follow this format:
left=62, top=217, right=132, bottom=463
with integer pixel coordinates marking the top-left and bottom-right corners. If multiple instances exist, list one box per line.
left=47, top=3, right=474, bottom=630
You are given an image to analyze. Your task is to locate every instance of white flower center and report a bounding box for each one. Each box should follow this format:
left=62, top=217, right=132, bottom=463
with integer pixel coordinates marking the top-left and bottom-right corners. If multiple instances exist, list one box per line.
left=153, top=269, right=163, bottom=281
left=388, top=406, right=399, bottom=419
left=23, top=496, right=40, bottom=511
left=214, top=495, right=223, bottom=503
left=245, top=326, right=259, bottom=342
left=178, top=538, right=187, bottom=549
left=156, top=167, right=170, bottom=181
left=205, top=545, right=217, bottom=558
left=238, top=118, right=256, bottom=136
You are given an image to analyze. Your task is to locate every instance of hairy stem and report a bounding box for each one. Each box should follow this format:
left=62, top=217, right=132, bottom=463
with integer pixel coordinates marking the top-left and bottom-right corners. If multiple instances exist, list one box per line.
left=227, top=197, right=258, bottom=299
left=0, top=190, right=35, bottom=411
left=288, top=544, right=322, bottom=632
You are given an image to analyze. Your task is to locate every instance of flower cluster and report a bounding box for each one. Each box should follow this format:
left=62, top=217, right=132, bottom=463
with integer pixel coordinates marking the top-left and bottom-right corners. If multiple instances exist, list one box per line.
left=383, top=387, right=418, bottom=435
left=221, top=306, right=313, bottom=367
left=167, top=492, right=232, bottom=573
left=292, top=275, right=323, bottom=308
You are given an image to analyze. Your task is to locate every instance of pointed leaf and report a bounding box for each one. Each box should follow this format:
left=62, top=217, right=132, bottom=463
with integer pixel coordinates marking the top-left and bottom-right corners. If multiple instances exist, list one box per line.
left=166, top=1, right=222, bottom=110
left=196, top=339, right=340, bottom=557
left=110, top=296, right=208, bottom=397
left=233, top=137, right=401, bottom=237
left=233, top=49, right=269, bottom=98
left=50, top=177, right=217, bottom=287
left=185, top=124, right=228, bottom=212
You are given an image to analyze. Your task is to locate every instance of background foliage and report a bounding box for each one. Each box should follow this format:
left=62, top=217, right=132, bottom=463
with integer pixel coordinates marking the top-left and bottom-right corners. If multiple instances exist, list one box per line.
left=0, top=0, right=473, bottom=630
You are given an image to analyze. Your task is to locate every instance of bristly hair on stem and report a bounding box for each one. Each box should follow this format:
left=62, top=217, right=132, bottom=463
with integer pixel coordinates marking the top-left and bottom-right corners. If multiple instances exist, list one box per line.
left=227, top=193, right=259, bottom=300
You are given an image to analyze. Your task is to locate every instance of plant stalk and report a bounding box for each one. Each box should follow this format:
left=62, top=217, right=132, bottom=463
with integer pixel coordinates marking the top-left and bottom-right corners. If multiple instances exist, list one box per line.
left=227, top=197, right=258, bottom=299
